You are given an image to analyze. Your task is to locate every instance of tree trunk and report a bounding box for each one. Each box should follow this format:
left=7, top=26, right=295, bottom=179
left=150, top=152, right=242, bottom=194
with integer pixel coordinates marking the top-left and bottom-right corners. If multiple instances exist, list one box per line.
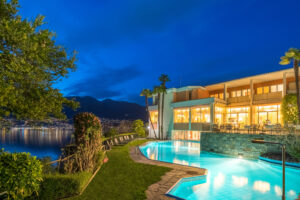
left=294, top=60, right=300, bottom=123
left=157, top=93, right=161, bottom=139
left=161, top=92, right=164, bottom=140
left=145, top=96, right=158, bottom=139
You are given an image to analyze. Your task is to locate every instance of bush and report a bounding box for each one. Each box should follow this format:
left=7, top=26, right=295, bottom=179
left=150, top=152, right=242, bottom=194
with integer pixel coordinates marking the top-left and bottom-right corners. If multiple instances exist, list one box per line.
left=73, top=112, right=102, bottom=145
left=105, top=128, right=118, bottom=137
left=281, top=94, right=298, bottom=124
left=286, top=135, right=300, bottom=161
left=0, top=150, right=43, bottom=199
left=132, top=119, right=145, bottom=137
left=38, top=172, right=92, bottom=200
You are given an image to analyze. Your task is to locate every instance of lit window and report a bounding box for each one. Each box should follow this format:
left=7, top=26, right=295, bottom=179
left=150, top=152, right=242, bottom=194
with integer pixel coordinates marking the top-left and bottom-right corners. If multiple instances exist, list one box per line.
left=219, top=93, right=224, bottom=99
left=231, top=91, right=236, bottom=97
left=271, top=85, right=277, bottom=93
left=257, top=87, right=263, bottom=94
left=236, top=90, right=241, bottom=97
left=150, top=111, right=158, bottom=123
left=191, top=107, right=210, bottom=123
left=174, top=109, right=189, bottom=123
left=263, top=86, right=269, bottom=94
left=242, top=89, right=249, bottom=96
left=278, top=84, right=283, bottom=92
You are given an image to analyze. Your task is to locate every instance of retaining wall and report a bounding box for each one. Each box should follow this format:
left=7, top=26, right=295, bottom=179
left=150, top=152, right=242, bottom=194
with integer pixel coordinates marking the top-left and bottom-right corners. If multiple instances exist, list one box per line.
left=200, top=132, right=299, bottom=158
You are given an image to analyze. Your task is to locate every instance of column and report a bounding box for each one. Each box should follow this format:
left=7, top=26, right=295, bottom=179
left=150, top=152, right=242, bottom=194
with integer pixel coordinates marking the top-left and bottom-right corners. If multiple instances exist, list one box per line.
left=210, top=103, right=214, bottom=130
left=283, top=72, right=287, bottom=96
left=188, top=108, right=192, bottom=130
left=224, top=84, right=227, bottom=101
left=250, top=79, right=254, bottom=125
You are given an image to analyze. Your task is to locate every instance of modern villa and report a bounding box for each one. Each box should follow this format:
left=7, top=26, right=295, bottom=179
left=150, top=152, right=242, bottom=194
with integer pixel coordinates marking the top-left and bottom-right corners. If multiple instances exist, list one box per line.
left=148, top=68, right=299, bottom=140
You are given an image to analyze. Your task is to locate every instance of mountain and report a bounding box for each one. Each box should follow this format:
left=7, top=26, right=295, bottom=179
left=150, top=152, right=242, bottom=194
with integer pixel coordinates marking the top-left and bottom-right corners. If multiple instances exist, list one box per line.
left=64, top=96, right=147, bottom=121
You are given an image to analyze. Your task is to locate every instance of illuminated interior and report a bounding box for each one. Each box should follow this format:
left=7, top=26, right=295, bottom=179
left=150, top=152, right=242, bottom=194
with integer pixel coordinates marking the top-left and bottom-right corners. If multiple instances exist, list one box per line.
left=149, top=110, right=158, bottom=123
left=191, top=106, right=210, bottom=123
left=226, top=107, right=250, bottom=126
left=215, top=106, right=225, bottom=125
left=174, top=108, right=190, bottom=123
left=254, top=104, right=282, bottom=125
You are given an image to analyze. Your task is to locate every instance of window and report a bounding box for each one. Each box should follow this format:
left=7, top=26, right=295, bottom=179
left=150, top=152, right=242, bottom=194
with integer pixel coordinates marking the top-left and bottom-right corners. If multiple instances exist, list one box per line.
left=191, top=107, right=210, bottom=123
left=254, top=104, right=282, bottom=124
left=257, top=87, right=263, bottom=94
left=226, top=107, right=250, bottom=126
left=271, top=85, right=277, bottom=93
left=278, top=84, right=283, bottom=92
left=242, top=89, right=250, bottom=96
left=263, top=86, right=269, bottom=94
left=219, top=93, right=224, bottom=99
left=236, top=90, right=241, bottom=97
left=150, top=111, right=158, bottom=123
left=231, top=91, right=236, bottom=97
left=174, top=108, right=189, bottom=123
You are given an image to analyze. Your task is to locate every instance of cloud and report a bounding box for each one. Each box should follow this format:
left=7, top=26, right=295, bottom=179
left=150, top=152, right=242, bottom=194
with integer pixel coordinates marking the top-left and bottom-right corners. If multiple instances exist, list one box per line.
left=66, top=65, right=142, bottom=99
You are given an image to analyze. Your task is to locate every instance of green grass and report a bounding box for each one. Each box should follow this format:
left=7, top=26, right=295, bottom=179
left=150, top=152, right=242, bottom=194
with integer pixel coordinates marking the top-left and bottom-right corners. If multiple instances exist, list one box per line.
left=70, top=139, right=171, bottom=200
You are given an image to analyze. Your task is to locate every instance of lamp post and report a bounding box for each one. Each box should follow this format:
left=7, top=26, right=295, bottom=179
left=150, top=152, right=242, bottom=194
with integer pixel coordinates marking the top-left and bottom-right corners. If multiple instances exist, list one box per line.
left=251, top=139, right=286, bottom=200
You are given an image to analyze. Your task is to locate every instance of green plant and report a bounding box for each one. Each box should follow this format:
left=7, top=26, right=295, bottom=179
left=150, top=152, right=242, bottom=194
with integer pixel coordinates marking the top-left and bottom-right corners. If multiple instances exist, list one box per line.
left=132, top=119, right=145, bottom=137
left=38, top=172, right=92, bottom=200
left=105, top=127, right=118, bottom=137
left=286, top=135, right=300, bottom=161
left=73, top=112, right=102, bottom=145
left=0, top=150, right=43, bottom=199
left=281, top=94, right=298, bottom=124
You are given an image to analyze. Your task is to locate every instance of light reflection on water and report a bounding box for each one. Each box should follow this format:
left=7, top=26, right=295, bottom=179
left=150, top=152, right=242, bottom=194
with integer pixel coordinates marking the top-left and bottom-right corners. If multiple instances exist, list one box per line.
left=0, top=128, right=73, bottom=160
left=140, top=141, right=300, bottom=200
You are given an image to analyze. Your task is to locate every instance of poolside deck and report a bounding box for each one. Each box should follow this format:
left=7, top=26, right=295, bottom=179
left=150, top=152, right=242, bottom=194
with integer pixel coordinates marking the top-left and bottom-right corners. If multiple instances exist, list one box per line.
left=129, top=146, right=207, bottom=200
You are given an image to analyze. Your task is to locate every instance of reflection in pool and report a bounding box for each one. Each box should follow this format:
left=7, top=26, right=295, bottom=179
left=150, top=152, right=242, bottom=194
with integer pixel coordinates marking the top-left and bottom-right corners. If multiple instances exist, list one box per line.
left=0, top=128, right=73, bottom=160
left=139, top=141, right=300, bottom=200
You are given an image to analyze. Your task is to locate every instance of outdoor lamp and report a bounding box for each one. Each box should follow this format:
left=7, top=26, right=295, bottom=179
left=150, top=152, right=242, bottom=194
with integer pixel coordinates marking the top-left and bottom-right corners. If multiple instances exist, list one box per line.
left=251, top=139, right=286, bottom=200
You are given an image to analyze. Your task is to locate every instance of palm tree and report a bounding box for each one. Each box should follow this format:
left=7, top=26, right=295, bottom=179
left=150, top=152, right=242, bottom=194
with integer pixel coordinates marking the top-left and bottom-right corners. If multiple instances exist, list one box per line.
left=280, top=48, right=300, bottom=122
left=159, top=74, right=170, bottom=140
left=153, top=86, right=163, bottom=139
left=140, top=89, right=158, bottom=139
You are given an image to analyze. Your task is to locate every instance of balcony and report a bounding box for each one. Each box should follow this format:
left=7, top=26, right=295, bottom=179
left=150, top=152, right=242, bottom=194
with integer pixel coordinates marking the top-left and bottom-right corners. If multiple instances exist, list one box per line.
left=227, top=96, right=250, bottom=105
left=253, top=92, right=282, bottom=104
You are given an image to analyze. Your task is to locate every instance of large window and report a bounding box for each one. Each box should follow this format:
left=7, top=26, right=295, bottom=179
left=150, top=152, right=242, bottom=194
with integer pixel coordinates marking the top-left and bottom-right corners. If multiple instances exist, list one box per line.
left=149, top=111, right=158, bottom=123
left=254, top=104, right=282, bottom=125
left=174, top=108, right=189, bottom=123
left=215, top=106, right=225, bottom=125
left=257, top=84, right=283, bottom=95
left=226, top=107, right=250, bottom=126
left=231, top=89, right=250, bottom=97
left=191, top=106, right=210, bottom=123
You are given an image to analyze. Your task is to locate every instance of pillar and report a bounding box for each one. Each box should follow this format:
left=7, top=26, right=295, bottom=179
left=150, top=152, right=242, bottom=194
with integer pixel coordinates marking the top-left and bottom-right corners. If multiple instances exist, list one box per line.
left=250, top=79, right=254, bottom=125
left=283, top=72, right=287, bottom=96
left=210, top=103, right=214, bottom=130
left=189, top=108, right=191, bottom=130
left=224, top=84, right=227, bottom=101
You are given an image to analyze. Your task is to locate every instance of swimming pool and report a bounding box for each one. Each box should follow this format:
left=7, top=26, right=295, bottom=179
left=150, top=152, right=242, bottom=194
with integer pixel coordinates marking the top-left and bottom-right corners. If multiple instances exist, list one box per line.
left=139, top=141, right=300, bottom=200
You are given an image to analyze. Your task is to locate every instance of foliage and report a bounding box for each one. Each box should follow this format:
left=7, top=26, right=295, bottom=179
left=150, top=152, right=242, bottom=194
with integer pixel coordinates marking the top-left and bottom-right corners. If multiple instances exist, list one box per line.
left=70, top=140, right=171, bottom=200
left=281, top=94, right=298, bottom=124
left=62, top=112, right=103, bottom=173
left=0, top=0, right=78, bottom=120
left=73, top=112, right=102, bottom=145
left=105, top=127, right=118, bottom=137
left=0, top=150, right=43, bottom=199
left=132, top=119, right=145, bottom=137
left=279, top=48, right=300, bottom=65
left=39, top=156, right=55, bottom=174
left=38, top=172, right=92, bottom=200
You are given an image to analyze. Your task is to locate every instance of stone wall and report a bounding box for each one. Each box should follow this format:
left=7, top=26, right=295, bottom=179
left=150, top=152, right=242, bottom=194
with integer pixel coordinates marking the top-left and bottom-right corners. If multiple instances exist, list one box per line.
left=200, top=132, right=299, bottom=159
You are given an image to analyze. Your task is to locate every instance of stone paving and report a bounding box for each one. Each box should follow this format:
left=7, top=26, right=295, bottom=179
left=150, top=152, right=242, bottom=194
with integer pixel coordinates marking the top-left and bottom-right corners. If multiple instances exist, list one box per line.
left=129, top=146, right=207, bottom=200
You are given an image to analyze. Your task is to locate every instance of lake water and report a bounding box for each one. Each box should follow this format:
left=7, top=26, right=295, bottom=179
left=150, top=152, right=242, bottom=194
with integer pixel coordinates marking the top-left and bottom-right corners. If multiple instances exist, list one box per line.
left=0, top=128, right=73, bottom=160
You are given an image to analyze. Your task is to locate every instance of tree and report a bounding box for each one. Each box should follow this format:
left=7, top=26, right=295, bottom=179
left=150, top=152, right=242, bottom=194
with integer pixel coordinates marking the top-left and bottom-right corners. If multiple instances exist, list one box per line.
left=140, top=89, right=158, bottom=139
left=0, top=0, right=78, bottom=120
left=153, top=85, right=164, bottom=139
left=132, top=119, right=145, bottom=137
left=159, top=74, right=170, bottom=140
left=281, top=94, right=298, bottom=124
left=280, top=48, right=300, bottom=123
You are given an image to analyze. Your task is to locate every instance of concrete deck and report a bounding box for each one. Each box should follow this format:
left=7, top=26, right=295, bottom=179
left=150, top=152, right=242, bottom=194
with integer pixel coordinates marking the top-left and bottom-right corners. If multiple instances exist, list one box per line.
left=129, top=146, right=207, bottom=200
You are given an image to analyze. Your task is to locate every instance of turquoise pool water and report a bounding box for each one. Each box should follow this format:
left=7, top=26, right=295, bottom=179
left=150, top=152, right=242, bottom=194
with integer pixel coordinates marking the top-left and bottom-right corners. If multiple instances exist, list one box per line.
left=139, top=141, right=300, bottom=200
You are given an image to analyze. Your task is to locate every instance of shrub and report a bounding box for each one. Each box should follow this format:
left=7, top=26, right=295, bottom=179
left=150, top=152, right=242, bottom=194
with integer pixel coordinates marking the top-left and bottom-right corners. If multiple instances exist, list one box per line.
left=286, top=135, right=300, bottom=161
left=132, top=119, right=145, bottom=137
left=0, top=150, right=43, bottom=199
left=38, top=172, right=92, bottom=200
left=281, top=94, right=298, bottom=124
left=105, top=127, right=118, bottom=137
left=73, top=112, right=102, bottom=145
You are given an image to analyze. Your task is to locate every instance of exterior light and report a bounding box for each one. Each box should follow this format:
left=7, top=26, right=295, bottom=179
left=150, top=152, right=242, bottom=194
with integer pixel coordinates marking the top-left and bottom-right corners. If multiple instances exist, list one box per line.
left=251, top=139, right=286, bottom=200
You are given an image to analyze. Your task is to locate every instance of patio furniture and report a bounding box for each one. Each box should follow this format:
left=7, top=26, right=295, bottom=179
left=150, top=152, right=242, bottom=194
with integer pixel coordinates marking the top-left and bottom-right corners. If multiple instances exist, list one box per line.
left=212, top=124, right=220, bottom=132
left=226, top=124, right=232, bottom=133
left=250, top=124, right=259, bottom=134
left=244, top=125, right=251, bottom=134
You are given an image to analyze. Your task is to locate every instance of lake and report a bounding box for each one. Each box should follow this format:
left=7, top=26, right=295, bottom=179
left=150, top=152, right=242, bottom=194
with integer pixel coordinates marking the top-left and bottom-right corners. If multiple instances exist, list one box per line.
left=0, top=128, right=73, bottom=160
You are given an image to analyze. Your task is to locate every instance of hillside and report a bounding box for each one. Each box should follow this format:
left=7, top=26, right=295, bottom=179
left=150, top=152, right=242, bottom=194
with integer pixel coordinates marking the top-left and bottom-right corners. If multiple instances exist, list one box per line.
left=64, top=96, right=147, bottom=121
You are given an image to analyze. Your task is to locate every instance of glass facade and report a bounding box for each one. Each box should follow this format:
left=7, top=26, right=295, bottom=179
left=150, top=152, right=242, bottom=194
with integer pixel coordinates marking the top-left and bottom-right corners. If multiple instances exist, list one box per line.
left=254, top=104, right=281, bottom=125
left=226, top=107, right=250, bottom=126
left=191, top=106, right=210, bottom=123
left=174, top=108, right=189, bottom=123
left=215, top=106, right=225, bottom=125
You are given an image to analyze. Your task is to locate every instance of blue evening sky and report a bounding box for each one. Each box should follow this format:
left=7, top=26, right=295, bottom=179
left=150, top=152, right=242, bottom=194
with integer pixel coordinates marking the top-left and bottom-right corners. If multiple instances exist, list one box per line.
left=19, top=0, right=300, bottom=105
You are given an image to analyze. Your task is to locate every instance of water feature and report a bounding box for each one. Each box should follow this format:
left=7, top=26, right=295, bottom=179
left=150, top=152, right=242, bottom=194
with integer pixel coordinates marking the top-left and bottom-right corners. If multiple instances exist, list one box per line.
left=140, top=140, right=300, bottom=200
left=0, top=127, right=73, bottom=160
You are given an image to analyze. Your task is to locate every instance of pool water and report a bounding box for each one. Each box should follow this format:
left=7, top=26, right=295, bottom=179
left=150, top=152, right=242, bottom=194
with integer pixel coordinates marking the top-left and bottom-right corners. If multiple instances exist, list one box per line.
left=0, top=128, right=72, bottom=160
left=139, top=141, right=300, bottom=200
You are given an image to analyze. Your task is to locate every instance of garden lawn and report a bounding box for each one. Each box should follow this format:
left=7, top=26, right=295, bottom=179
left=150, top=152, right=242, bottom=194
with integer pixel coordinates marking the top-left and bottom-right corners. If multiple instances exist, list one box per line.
left=70, top=139, right=171, bottom=200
